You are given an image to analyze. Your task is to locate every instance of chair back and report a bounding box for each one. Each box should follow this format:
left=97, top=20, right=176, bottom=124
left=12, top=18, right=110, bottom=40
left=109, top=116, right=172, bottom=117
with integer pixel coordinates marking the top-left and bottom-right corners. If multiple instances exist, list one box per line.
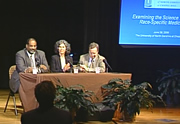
left=9, top=65, right=16, bottom=80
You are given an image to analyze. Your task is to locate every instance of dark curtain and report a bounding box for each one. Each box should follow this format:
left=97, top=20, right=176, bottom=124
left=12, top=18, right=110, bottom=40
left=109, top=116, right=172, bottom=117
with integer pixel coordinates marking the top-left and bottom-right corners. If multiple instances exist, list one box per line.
left=82, top=0, right=180, bottom=93
left=1, top=0, right=180, bottom=93
left=83, top=0, right=120, bottom=72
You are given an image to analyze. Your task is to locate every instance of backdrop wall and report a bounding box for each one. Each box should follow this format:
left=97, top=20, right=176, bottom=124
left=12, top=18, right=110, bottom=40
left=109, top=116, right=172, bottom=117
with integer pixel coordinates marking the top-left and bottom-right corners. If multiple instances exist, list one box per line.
left=1, top=0, right=180, bottom=95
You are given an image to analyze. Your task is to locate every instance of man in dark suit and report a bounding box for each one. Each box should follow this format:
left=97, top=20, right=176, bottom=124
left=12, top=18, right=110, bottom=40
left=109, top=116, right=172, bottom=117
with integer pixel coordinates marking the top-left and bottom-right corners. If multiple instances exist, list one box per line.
left=21, top=80, right=73, bottom=124
left=9, top=38, right=49, bottom=93
left=79, top=42, right=106, bottom=73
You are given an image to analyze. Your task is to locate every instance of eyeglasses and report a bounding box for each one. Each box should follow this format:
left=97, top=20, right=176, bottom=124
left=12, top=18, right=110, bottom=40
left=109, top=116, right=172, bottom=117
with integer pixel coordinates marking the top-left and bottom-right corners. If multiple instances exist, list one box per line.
left=58, top=46, right=66, bottom=49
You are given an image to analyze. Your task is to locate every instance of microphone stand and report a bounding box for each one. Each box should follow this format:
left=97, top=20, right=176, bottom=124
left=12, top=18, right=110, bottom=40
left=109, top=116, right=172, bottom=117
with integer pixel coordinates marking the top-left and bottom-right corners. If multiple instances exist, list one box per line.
left=67, top=59, right=73, bottom=73
left=106, top=67, right=109, bottom=73
left=103, top=59, right=113, bottom=73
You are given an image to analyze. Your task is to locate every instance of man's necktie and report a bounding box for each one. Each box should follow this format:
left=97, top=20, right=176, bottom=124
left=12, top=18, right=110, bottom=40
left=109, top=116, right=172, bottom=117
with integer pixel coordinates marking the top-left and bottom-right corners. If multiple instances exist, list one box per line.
left=90, top=59, right=94, bottom=68
left=30, top=55, right=34, bottom=67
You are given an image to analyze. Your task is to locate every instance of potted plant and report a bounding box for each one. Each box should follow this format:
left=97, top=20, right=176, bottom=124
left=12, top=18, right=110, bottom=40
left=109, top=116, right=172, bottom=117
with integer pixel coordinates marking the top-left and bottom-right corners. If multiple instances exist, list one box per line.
left=156, top=68, right=180, bottom=107
left=54, top=79, right=98, bottom=123
left=102, top=78, right=164, bottom=122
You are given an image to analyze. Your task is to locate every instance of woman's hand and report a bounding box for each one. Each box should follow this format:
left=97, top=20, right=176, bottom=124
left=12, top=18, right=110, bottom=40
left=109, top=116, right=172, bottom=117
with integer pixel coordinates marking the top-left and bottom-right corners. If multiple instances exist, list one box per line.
left=63, top=63, right=71, bottom=72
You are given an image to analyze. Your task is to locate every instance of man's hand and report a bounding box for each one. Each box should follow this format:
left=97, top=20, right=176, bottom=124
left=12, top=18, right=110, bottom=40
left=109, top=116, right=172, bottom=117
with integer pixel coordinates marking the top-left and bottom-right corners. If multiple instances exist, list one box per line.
left=80, top=65, right=88, bottom=72
left=40, top=65, right=48, bottom=70
left=25, top=67, right=33, bottom=73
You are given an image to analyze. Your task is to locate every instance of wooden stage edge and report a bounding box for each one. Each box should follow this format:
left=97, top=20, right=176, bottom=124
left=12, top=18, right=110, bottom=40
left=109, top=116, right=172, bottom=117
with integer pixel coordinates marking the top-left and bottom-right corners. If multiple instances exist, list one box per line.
left=1, top=89, right=180, bottom=124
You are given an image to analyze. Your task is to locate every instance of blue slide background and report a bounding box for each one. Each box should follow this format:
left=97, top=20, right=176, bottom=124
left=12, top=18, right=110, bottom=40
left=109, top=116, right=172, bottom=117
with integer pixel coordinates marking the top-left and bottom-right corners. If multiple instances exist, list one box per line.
left=119, top=0, right=180, bottom=46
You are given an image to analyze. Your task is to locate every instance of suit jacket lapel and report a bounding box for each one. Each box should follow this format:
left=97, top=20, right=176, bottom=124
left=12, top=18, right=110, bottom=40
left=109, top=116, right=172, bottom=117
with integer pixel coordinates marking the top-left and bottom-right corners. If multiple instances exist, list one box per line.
left=57, top=55, right=62, bottom=69
left=34, top=51, right=40, bottom=67
left=24, top=49, right=31, bottom=67
left=94, top=55, right=100, bottom=67
left=86, top=54, right=90, bottom=66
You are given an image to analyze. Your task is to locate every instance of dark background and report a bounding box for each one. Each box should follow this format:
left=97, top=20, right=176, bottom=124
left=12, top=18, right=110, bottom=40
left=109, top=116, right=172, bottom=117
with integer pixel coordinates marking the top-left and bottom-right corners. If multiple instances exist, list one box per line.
left=1, top=0, right=180, bottom=95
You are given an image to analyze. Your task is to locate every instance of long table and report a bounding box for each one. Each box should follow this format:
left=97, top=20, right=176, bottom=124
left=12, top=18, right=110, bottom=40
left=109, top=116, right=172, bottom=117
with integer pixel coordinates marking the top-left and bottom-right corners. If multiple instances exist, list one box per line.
left=19, top=72, right=132, bottom=112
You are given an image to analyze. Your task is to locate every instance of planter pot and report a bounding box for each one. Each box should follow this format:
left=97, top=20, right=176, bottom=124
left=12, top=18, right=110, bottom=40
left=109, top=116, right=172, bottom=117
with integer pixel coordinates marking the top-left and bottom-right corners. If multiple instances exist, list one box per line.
left=70, top=109, right=77, bottom=124
left=122, top=110, right=136, bottom=122
left=166, top=93, right=180, bottom=107
left=166, top=94, right=174, bottom=107
left=76, top=103, right=115, bottom=122
left=75, top=107, right=88, bottom=122
left=174, top=93, right=180, bottom=106
left=112, top=102, right=123, bottom=122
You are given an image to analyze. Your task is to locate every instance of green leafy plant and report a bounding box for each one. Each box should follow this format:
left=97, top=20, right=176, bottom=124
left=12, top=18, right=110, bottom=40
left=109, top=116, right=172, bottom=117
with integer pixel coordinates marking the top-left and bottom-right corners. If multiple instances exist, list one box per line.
left=54, top=79, right=98, bottom=121
left=156, top=68, right=180, bottom=106
left=102, top=78, right=164, bottom=122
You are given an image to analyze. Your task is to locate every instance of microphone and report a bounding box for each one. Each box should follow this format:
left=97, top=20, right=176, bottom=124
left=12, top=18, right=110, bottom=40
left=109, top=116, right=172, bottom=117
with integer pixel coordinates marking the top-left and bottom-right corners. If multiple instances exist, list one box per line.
left=35, top=58, right=40, bottom=67
left=67, top=59, right=73, bottom=67
left=103, top=59, right=113, bottom=71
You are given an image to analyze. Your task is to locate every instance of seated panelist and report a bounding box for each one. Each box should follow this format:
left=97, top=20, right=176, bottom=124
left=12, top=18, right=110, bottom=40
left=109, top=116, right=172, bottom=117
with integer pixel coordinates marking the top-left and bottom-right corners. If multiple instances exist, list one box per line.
left=50, top=39, right=73, bottom=73
left=78, top=42, right=106, bottom=73
left=9, top=38, right=49, bottom=93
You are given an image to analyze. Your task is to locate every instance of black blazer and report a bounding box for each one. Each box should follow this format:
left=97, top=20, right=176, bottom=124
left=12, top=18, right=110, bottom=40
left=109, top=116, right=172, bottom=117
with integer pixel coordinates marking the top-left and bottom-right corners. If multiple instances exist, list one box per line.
left=50, top=54, right=73, bottom=73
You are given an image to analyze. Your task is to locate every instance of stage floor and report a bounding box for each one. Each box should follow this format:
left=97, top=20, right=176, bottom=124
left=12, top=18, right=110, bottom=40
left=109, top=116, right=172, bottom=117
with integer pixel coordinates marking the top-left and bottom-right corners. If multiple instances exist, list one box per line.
left=0, top=89, right=180, bottom=124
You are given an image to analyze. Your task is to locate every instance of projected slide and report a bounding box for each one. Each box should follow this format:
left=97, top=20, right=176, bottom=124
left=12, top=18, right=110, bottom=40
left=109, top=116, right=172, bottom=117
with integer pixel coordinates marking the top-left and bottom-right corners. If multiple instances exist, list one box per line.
left=119, top=0, right=180, bottom=47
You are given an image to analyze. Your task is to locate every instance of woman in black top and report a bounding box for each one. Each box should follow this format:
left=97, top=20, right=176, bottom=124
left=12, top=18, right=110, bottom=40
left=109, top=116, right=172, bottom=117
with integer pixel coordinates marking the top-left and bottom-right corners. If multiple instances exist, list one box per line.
left=50, top=39, right=73, bottom=73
